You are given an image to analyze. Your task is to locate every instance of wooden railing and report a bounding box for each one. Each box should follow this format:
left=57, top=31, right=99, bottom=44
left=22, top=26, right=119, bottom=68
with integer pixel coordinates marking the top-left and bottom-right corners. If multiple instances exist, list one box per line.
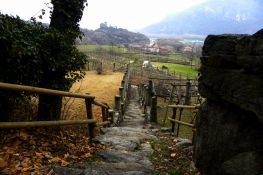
left=167, top=104, right=199, bottom=142
left=0, top=82, right=112, bottom=139
left=138, top=80, right=157, bottom=123
left=137, top=79, right=200, bottom=142
left=113, top=64, right=130, bottom=125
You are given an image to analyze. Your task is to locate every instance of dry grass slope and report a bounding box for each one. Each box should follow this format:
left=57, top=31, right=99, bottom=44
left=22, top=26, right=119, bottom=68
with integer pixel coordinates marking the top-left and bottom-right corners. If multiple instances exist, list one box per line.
left=61, top=71, right=123, bottom=121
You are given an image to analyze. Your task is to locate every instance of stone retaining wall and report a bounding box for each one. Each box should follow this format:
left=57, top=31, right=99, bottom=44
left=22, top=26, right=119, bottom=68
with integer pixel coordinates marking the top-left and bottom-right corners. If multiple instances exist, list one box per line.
left=194, top=30, right=263, bottom=175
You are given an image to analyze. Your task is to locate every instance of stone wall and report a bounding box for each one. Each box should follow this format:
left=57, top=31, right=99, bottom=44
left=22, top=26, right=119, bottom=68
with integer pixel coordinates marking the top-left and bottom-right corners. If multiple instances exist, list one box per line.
left=194, top=30, right=263, bottom=175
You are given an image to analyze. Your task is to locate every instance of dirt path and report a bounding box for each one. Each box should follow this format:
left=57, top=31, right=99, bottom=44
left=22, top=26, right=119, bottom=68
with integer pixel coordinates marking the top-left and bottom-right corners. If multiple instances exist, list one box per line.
left=61, top=71, right=123, bottom=121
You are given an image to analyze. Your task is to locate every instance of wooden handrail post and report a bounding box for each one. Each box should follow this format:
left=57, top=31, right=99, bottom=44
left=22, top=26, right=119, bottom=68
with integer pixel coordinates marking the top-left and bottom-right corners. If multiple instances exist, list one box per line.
left=121, top=103, right=125, bottom=116
left=115, top=95, right=121, bottom=111
left=127, top=83, right=131, bottom=100
left=138, top=83, right=142, bottom=97
left=143, top=85, right=148, bottom=106
left=121, top=80, right=125, bottom=90
left=150, top=96, right=157, bottom=123
left=106, top=108, right=109, bottom=121
left=101, top=107, right=106, bottom=122
left=108, top=109, right=114, bottom=124
left=85, top=97, right=95, bottom=139
left=115, top=95, right=122, bottom=122
left=148, top=80, right=153, bottom=106
left=171, top=108, right=177, bottom=132
left=119, top=87, right=124, bottom=102
left=146, top=86, right=150, bottom=106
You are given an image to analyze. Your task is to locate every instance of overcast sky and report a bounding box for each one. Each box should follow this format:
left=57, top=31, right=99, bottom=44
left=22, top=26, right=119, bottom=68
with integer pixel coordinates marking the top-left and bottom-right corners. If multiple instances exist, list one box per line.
left=0, top=0, right=209, bottom=31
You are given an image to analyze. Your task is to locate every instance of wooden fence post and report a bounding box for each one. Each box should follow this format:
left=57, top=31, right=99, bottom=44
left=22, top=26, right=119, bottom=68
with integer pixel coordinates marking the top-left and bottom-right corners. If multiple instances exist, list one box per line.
left=121, top=80, right=125, bottom=90
left=85, top=97, right=95, bottom=139
left=101, top=107, right=106, bottom=122
left=119, top=87, right=124, bottom=102
left=108, top=109, right=114, bottom=124
left=121, top=103, right=125, bottom=116
left=171, top=108, right=177, bottom=132
left=87, top=61, right=90, bottom=71
left=146, top=87, right=150, bottom=106
left=115, top=95, right=122, bottom=122
left=185, top=80, right=192, bottom=105
left=150, top=96, right=157, bottom=123
left=138, top=83, right=142, bottom=97
left=127, top=83, right=131, bottom=100
left=113, top=62, right=116, bottom=72
left=176, top=108, right=184, bottom=137
left=141, top=85, right=145, bottom=106
left=148, top=80, right=153, bottom=106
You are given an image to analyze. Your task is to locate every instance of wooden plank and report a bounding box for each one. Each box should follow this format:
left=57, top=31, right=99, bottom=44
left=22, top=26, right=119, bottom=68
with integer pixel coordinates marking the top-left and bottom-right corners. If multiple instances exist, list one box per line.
left=171, top=84, right=198, bottom=87
left=149, top=77, right=196, bottom=81
left=0, top=120, right=96, bottom=128
left=93, top=100, right=109, bottom=109
left=96, top=121, right=110, bottom=127
left=168, top=104, right=199, bottom=109
left=168, top=118, right=194, bottom=127
left=0, top=82, right=94, bottom=99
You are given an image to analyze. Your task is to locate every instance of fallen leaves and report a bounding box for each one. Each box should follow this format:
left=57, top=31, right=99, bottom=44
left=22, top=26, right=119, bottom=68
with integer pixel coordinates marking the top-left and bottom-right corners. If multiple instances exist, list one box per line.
left=150, top=131, right=199, bottom=175
left=48, top=156, right=69, bottom=167
left=170, top=153, right=177, bottom=158
left=19, top=130, right=30, bottom=140
left=0, top=126, right=108, bottom=174
left=0, top=158, right=7, bottom=168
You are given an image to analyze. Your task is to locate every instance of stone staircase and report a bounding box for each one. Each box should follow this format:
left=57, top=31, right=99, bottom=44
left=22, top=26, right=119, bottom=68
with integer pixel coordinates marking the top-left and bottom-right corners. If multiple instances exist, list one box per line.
left=52, top=86, right=157, bottom=175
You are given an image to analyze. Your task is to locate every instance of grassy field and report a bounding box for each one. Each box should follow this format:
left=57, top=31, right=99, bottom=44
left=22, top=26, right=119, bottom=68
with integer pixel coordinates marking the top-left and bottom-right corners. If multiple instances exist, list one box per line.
left=77, top=44, right=128, bottom=53
left=77, top=44, right=201, bottom=70
left=61, top=71, right=123, bottom=121
left=142, top=53, right=188, bottom=61
left=152, top=62, right=199, bottom=78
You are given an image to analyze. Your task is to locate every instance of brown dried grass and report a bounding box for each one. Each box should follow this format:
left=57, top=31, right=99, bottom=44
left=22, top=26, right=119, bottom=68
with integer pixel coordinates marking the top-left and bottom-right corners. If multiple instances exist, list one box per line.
left=61, top=71, right=123, bottom=121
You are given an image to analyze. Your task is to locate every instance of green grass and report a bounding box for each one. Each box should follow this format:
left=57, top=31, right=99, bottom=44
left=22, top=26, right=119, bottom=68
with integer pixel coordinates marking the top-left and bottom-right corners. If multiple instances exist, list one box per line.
left=77, top=44, right=128, bottom=53
left=163, top=54, right=187, bottom=60
left=141, top=53, right=189, bottom=62
left=156, top=97, right=196, bottom=140
left=152, top=62, right=198, bottom=78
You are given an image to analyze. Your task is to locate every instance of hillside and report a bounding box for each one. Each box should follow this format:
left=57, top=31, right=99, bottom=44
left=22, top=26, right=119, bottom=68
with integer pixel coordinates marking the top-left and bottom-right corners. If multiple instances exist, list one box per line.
left=80, top=23, right=150, bottom=45
left=140, top=0, right=263, bottom=36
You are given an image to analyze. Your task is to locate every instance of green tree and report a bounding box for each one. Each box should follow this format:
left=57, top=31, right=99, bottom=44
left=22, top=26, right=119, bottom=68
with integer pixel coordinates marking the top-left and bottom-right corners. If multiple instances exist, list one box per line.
left=0, top=14, right=46, bottom=121
left=0, top=0, right=87, bottom=121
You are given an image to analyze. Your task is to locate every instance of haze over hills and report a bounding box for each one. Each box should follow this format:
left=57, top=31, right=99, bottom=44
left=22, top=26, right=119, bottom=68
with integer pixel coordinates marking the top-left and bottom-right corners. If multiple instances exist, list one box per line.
left=140, top=0, right=263, bottom=36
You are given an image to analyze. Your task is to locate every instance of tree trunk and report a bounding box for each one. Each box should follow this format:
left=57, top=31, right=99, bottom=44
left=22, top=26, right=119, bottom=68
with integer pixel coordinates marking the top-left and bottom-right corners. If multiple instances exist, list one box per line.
left=37, top=0, right=86, bottom=121
left=37, top=94, right=62, bottom=121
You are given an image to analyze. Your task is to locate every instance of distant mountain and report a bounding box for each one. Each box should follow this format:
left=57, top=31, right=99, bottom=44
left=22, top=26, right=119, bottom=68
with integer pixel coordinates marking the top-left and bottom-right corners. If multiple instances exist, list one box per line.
left=140, top=0, right=263, bottom=36
left=80, top=23, right=149, bottom=45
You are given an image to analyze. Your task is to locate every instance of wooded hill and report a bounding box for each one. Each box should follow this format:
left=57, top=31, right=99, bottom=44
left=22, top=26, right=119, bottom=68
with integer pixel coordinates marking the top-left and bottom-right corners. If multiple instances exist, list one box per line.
left=79, top=23, right=150, bottom=45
